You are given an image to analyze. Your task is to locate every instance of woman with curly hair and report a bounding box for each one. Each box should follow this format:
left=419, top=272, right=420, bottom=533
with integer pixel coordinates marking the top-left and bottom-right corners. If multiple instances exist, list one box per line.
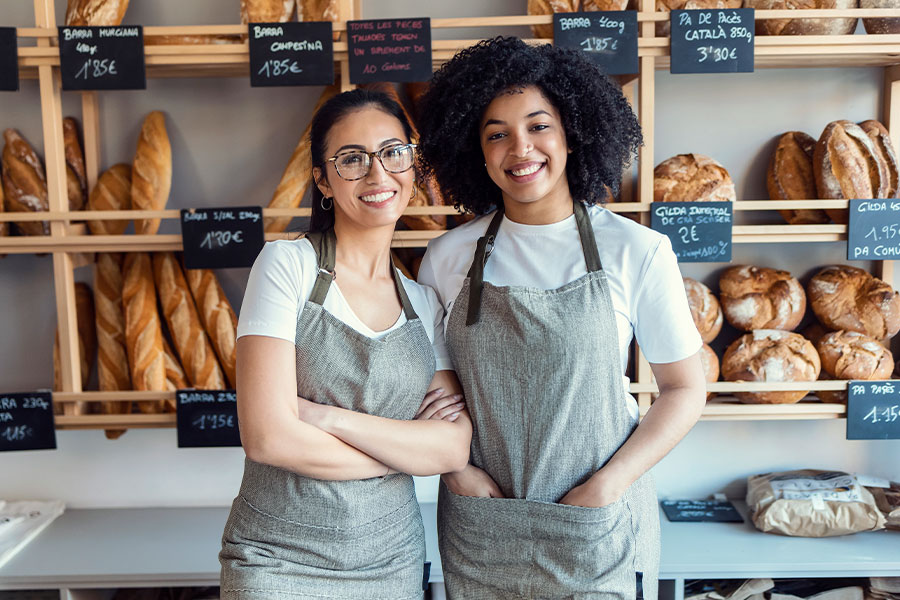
left=416, top=36, right=706, bottom=599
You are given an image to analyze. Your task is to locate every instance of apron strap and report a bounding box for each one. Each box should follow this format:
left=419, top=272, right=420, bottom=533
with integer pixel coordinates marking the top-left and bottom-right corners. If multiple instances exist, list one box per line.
left=465, top=208, right=504, bottom=326
left=306, top=229, right=418, bottom=320
left=573, top=200, right=603, bottom=273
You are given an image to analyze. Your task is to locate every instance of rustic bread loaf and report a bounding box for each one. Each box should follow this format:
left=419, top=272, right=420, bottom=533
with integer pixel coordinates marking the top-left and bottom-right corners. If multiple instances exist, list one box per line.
left=2, top=129, right=49, bottom=236
left=584, top=0, right=629, bottom=9
left=65, top=0, right=130, bottom=26
left=654, top=153, right=736, bottom=203
left=241, top=0, right=296, bottom=23
left=656, top=0, right=742, bottom=36
left=131, top=111, right=172, bottom=235
left=721, top=330, right=821, bottom=404
left=528, top=0, right=580, bottom=38
left=719, top=265, right=806, bottom=332
left=684, top=277, right=723, bottom=343
left=87, top=164, right=132, bottom=235
left=816, top=330, right=893, bottom=403
left=808, top=265, right=900, bottom=339
left=122, top=253, right=166, bottom=413
left=184, top=268, right=238, bottom=389
left=63, top=117, right=87, bottom=211
left=862, top=0, right=900, bottom=33
left=767, top=131, right=829, bottom=224
left=152, top=252, right=226, bottom=390
left=859, top=120, right=899, bottom=198
left=815, top=120, right=889, bottom=224
left=743, top=0, right=858, bottom=35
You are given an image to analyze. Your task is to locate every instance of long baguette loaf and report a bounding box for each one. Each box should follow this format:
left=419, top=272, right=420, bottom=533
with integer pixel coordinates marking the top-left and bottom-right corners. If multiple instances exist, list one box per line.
left=299, top=0, right=340, bottom=39
left=95, top=252, right=131, bottom=407
left=2, top=129, right=49, bottom=236
left=131, top=111, right=172, bottom=235
left=242, top=0, right=296, bottom=22
left=87, top=164, right=132, bottom=235
left=266, top=84, right=339, bottom=233
left=144, top=34, right=243, bottom=45
left=53, top=282, right=97, bottom=416
left=185, top=268, right=237, bottom=388
left=65, top=0, right=130, bottom=26
left=527, top=0, right=579, bottom=38
left=153, top=252, right=226, bottom=390
left=63, top=117, right=87, bottom=212
left=163, top=337, right=188, bottom=412
left=122, top=252, right=166, bottom=413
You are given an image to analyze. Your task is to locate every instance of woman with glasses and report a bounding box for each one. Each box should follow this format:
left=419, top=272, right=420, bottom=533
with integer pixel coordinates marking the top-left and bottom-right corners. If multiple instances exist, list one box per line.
left=416, top=37, right=706, bottom=599
left=219, top=88, right=471, bottom=600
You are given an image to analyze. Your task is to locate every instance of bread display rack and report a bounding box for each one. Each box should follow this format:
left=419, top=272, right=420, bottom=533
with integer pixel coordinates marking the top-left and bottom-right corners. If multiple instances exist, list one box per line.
left=5, top=0, right=900, bottom=431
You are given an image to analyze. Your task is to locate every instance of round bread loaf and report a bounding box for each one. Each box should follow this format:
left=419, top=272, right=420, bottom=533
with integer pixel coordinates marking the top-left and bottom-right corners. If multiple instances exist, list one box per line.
left=655, top=0, right=741, bottom=36
left=808, top=265, right=900, bottom=339
left=684, top=278, right=723, bottom=343
left=700, top=343, right=719, bottom=400
left=800, top=321, right=831, bottom=347
left=719, top=265, right=806, bottom=332
left=721, top=330, right=821, bottom=404
left=861, top=0, right=900, bottom=33
left=816, top=330, right=893, bottom=402
left=744, top=0, right=858, bottom=35
left=654, top=154, right=736, bottom=203
left=767, top=131, right=829, bottom=225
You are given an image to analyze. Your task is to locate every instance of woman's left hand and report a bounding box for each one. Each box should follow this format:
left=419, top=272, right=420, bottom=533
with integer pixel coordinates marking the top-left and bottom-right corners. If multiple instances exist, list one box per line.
left=559, top=472, right=626, bottom=508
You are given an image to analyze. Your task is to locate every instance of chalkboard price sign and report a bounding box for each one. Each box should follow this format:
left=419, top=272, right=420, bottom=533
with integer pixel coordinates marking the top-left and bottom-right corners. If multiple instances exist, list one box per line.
left=670, top=8, right=754, bottom=74
left=847, top=380, right=900, bottom=440
left=248, top=21, right=334, bottom=87
left=0, top=392, right=56, bottom=452
left=553, top=11, right=638, bottom=75
left=181, top=206, right=265, bottom=270
left=661, top=499, right=743, bottom=522
left=650, top=201, right=732, bottom=262
left=176, top=389, right=241, bottom=448
left=58, top=26, right=146, bottom=90
left=846, top=199, right=900, bottom=260
left=347, top=18, right=432, bottom=83
left=0, top=27, right=19, bottom=92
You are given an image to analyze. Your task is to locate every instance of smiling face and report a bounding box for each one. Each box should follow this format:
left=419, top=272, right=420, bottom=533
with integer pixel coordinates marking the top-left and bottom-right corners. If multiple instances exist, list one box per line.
left=314, top=106, right=414, bottom=231
left=480, top=85, right=572, bottom=217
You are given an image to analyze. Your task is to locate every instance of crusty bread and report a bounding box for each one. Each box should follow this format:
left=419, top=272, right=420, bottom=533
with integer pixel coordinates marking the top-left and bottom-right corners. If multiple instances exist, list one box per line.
left=816, top=330, right=893, bottom=403
left=185, top=268, right=238, bottom=388
left=656, top=0, right=742, bottom=36
left=122, top=253, right=166, bottom=413
left=684, top=277, right=723, bottom=343
left=153, top=252, right=226, bottom=390
left=808, top=265, right=900, bottom=339
left=584, top=0, right=629, bottom=8
left=654, top=153, right=736, bottom=203
left=721, top=330, right=821, bottom=404
left=744, top=0, right=858, bottom=35
left=862, top=0, right=900, bottom=33
left=2, top=129, right=49, bottom=236
left=767, top=131, right=829, bottom=225
left=0, top=163, right=6, bottom=242
left=163, top=337, right=188, bottom=411
left=143, top=35, right=243, bottom=45
left=63, top=117, right=87, bottom=212
left=131, top=111, right=172, bottom=235
left=87, top=164, right=132, bottom=235
left=719, top=265, right=806, bottom=332
left=241, top=0, right=296, bottom=23
left=528, top=0, right=580, bottom=38
left=859, top=120, right=899, bottom=198
left=65, top=0, right=130, bottom=26
left=700, top=343, right=719, bottom=400
left=815, top=120, right=889, bottom=224
left=266, top=85, right=338, bottom=233
left=94, top=253, right=131, bottom=438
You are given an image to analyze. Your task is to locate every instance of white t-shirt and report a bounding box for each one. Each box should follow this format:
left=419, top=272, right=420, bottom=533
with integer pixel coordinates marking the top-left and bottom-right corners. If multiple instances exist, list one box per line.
left=238, top=238, right=453, bottom=372
left=418, top=204, right=701, bottom=396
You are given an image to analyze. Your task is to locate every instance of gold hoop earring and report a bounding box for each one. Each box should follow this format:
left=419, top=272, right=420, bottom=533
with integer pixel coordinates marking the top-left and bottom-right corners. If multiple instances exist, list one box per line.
left=321, top=196, right=333, bottom=211
left=409, top=183, right=418, bottom=200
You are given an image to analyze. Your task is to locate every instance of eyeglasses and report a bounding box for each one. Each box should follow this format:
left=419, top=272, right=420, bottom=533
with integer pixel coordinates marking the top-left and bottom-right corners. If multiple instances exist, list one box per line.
left=325, top=143, right=417, bottom=181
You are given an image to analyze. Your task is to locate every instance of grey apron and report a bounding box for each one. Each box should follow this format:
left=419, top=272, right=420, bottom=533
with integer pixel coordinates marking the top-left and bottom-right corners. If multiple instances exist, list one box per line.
left=220, top=229, right=435, bottom=600
left=439, top=201, right=660, bottom=600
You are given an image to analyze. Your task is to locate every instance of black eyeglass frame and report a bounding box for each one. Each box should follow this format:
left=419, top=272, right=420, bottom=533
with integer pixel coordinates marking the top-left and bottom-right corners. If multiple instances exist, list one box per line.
left=324, top=143, right=418, bottom=181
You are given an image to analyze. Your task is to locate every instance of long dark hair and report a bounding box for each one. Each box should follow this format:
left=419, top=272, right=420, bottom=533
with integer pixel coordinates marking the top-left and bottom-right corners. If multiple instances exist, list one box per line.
left=308, top=88, right=416, bottom=233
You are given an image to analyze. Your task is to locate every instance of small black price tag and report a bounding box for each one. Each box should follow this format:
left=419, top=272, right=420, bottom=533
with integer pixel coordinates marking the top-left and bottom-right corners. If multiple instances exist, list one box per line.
left=0, top=27, right=19, bottom=92
left=347, top=18, right=432, bottom=84
left=670, top=8, right=754, bottom=74
left=847, top=380, right=900, bottom=440
left=553, top=11, right=638, bottom=76
left=846, top=199, right=900, bottom=261
left=58, top=26, right=146, bottom=91
left=176, top=389, right=241, bottom=448
left=661, top=499, right=743, bottom=522
left=0, top=392, right=56, bottom=452
left=249, top=21, right=334, bottom=87
left=650, top=201, right=732, bottom=262
left=181, top=206, right=265, bottom=270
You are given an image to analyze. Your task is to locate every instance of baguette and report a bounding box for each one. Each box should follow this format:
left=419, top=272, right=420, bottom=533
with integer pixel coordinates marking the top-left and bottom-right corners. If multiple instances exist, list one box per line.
left=242, top=0, right=296, bottom=23
left=65, top=0, right=130, bottom=26
left=266, top=84, right=339, bottom=233
left=87, top=164, right=132, bottom=235
left=122, top=253, right=166, bottom=413
left=2, top=129, right=49, bottom=236
left=144, top=35, right=243, bottom=45
left=163, top=337, right=188, bottom=412
left=63, top=117, right=87, bottom=212
left=153, top=252, right=226, bottom=390
left=0, top=165, right=6, bottom=243
left=94, top=253, right=131, bottom=434
left=185, top=268, right=238, bottom=388
left=131, top=111, right=172, bottom=235
left=527, top=0, right=579, bottom=39
left=53, top=282, right=97, bottom=416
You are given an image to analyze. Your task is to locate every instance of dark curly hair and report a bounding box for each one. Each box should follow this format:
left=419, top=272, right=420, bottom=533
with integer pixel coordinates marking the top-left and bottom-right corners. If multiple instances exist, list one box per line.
left=417, top=36, right=642, bottom=215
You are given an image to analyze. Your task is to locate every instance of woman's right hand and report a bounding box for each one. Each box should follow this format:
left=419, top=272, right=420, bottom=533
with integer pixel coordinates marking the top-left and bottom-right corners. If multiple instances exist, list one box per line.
left=442, top=464, right=504, bottom=498
left=414, top=387, right=465, bottom=422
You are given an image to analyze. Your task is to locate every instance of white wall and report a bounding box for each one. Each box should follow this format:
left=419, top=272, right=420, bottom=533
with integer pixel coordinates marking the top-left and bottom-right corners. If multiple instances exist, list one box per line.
left=0, top=0, right=897, bottom=508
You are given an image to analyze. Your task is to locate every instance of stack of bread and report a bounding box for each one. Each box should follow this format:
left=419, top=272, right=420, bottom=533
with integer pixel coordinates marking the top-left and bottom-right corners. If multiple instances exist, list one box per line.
left=767, top=119, right=899, bottom=224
